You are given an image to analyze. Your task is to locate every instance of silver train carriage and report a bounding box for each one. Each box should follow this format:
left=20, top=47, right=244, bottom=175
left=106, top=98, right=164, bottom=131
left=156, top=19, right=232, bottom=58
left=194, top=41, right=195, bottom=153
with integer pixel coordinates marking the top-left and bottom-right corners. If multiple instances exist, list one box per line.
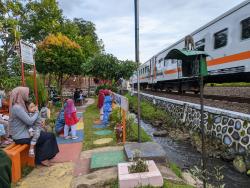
left=130, top=0, right=250, bottom=93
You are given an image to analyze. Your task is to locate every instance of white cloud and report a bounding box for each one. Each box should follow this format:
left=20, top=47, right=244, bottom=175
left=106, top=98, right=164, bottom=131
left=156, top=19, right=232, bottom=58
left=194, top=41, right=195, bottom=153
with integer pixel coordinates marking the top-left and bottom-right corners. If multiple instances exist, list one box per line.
left=58, top=0, right=243, bottom=62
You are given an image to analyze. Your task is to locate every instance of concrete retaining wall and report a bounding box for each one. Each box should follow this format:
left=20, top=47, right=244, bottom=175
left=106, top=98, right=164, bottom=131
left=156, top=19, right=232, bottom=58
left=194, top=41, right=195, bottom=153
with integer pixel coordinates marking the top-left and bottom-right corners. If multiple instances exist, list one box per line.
left=133, top=92, right=250, bottom=154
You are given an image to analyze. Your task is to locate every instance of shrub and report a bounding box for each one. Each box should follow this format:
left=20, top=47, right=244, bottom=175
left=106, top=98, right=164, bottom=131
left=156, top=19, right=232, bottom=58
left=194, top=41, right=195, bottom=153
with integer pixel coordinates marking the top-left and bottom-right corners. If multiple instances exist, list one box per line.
left=95, top=84, right=118, bottom=95
left=128, top=150, right=149, bottom=173
left=26, top=75, right=48, bottom=107
left=126, top=94, right=175, bottom=127
left=169, top=162, right=182, bottom=178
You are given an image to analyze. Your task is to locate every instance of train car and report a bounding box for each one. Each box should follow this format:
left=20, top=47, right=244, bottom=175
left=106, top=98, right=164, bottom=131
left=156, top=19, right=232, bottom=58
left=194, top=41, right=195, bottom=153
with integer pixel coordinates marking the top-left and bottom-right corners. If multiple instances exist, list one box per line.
left=131, top=0, right=250, bottom=93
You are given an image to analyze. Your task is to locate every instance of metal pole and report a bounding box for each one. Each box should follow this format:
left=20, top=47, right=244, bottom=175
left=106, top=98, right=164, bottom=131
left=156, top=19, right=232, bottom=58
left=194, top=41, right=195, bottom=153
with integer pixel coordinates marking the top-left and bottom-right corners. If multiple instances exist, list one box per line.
left=19, top=41, right=25, bottom=86
left=34, top=65, right=39, bottom=106
left=135, top=0, right=141, bottom=142
left=200, top=64, right=206, bottom=188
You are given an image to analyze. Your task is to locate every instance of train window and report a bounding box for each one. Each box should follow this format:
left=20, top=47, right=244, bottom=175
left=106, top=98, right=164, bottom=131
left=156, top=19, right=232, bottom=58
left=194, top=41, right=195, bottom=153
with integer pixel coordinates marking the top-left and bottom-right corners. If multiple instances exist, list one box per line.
left=195, top=38, right=205, bottom=51
left=214, top=28, right=228, bottom=49
left=241, top=17, right=250, bottom=40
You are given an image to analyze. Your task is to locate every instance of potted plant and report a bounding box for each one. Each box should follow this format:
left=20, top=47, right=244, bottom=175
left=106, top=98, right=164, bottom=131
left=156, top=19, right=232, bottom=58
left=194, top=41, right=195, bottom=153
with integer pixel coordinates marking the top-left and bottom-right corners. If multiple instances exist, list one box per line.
left=118, top=151, right=163, bottom=188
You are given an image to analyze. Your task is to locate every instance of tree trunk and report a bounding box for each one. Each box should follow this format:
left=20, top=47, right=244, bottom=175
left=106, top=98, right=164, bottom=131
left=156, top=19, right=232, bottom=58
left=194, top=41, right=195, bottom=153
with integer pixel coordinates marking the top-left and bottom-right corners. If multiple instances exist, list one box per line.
left=58, top=74, right=63, bottom=98
left=47, top=74, right=51, bottom=88
left=88, top=77, right=90, bottom=97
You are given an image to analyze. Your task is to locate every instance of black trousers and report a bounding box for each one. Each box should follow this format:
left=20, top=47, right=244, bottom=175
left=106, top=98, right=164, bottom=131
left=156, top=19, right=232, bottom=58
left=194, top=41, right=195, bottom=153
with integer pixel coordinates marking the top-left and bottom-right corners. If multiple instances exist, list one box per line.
left=14, top=131, right=59, bottom=164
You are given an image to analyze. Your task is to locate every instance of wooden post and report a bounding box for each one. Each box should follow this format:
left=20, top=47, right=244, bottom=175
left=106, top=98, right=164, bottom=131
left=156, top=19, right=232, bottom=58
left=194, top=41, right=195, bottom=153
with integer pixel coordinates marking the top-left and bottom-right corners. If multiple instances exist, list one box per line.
left=34, top=65, right=39, bottom=106
left=122, top=109, right=126, bottom=144
left=21, top=62, right=25, bottom=86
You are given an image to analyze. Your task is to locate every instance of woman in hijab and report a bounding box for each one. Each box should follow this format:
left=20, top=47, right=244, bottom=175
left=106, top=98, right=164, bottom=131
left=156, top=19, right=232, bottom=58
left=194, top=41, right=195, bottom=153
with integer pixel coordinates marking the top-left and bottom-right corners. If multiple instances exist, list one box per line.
left=9, top=87, right=59, bottom=166
left=97, top=89, right=105, bottom=121
left=64, top=99, right=79, bottom=139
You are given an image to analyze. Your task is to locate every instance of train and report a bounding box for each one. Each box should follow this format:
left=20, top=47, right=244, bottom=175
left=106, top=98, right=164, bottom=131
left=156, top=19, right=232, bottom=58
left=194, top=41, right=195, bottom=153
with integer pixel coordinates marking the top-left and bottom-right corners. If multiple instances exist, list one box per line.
left=130, top=0, right=250, bottom=93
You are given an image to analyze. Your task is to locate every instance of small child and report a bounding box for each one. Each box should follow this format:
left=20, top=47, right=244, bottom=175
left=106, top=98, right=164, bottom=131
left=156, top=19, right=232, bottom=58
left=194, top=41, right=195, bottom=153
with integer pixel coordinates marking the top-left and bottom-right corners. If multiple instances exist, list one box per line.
left=64, top=99, right=79, bottom=139
left=25, top=101, right=45, bottom=157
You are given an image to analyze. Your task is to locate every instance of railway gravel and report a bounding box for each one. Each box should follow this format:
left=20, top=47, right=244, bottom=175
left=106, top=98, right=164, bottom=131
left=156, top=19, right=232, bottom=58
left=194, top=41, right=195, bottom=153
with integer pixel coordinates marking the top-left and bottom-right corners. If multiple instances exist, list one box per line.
left=143, top=90, right=250, bottom=114
left=204, top=86, right=250, bottom=98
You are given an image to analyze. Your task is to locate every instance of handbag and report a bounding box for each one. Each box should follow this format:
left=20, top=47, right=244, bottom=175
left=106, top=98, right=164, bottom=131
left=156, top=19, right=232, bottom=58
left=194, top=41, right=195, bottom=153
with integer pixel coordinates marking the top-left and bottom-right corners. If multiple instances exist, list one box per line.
left=0, top=124, right=6, bottom=136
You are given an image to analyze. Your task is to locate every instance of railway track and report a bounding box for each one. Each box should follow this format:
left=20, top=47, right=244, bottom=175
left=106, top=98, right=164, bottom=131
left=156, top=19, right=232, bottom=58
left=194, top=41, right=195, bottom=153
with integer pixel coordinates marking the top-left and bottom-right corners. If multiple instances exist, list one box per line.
left=141, top=89, right=250, bottom=114
left=143, top=90, right=250, bottom=104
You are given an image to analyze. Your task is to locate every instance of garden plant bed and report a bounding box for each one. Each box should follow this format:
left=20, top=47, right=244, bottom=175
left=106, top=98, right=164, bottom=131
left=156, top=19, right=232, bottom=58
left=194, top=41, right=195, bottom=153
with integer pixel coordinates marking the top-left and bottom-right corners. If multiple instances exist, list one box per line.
left=118, top=160, right=163, bottom=188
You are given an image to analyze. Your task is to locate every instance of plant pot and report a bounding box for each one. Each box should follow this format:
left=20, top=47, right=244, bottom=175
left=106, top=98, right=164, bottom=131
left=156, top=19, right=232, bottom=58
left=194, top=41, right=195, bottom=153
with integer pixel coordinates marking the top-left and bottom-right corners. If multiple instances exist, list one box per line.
left=118, top=160, right=163, bottom=188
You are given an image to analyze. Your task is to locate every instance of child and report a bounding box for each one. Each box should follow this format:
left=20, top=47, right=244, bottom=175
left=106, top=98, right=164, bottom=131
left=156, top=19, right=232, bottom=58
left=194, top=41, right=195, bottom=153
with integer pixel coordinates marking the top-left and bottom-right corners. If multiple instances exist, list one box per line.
left=25, top=101, right=45, bottom=157
left=64, top=99, right=79, bottom=139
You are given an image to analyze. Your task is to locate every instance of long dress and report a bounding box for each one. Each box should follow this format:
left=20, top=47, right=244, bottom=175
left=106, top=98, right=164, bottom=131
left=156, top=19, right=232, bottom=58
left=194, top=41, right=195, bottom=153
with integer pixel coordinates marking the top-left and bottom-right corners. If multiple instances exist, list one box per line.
left=102, top=95, right=112, bottom=125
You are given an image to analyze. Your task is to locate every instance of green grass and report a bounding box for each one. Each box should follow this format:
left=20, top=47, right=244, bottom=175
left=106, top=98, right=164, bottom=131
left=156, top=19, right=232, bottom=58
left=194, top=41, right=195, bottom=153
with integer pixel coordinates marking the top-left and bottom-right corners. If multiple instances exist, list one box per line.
left=21, top=165, right=34, bottom=178
left=127, top=123, right=152, bottom=142
left=169, top=162, right=182, bottom=178
left=125, top=94, right=175, bottom=127
left=206, top=82, right=250, bottom=87
left=83, top=100, right=117, bottom=150
left=105, top=179, right=194, bottom=188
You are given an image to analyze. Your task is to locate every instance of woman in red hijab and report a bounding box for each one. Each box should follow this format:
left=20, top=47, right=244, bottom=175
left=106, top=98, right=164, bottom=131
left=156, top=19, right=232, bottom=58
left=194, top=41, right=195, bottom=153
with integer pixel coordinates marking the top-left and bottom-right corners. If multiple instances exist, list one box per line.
left=97, top=89, right=105, bottom=121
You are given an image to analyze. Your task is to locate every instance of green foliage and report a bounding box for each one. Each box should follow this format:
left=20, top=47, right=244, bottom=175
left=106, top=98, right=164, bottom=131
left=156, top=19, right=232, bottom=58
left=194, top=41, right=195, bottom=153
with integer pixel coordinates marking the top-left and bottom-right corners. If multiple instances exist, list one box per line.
left=83, top=54, right=137, bottom=82
left=25, top=75, right=48, bottom=107
left=21, top=165, right=34, bottom=178
left=35, top=33, right=85, bottom=94
left=83, top=53, right=120, bottom=81
left=109, top=107, right=122, bottom=129
left=0, top=76, right=20, bottom=91
left=127, top=123, right=152, bottom=142
left=119, top=60, right=138, bottom=80
left=95, top=84, right=118, bottom=95
left=0, top=0, right=23, bottom=81
left=207, top=82, right=250, bottom=87
left=126, top=94, right=175, bottom=127
left=190, top=165, right=225, bottom=188
left=21, top=0, right=63, bottom=43
left=128, top=151, right=149, bottom=173
left=169, top=162, right=182, bottom=178
left=105, top=179, right=194, bottom=188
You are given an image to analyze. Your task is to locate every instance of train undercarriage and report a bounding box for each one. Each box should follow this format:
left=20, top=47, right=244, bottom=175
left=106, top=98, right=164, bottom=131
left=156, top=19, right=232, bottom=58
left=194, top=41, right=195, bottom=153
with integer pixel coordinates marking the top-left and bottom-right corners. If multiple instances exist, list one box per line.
left=132, top=72, right=250, bottom=94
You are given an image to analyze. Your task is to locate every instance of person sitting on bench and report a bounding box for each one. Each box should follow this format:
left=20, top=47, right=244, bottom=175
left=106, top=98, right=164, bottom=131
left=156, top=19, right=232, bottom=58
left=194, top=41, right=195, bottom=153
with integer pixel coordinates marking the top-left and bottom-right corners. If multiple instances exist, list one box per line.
left=9, top=87, right=59, bottom=166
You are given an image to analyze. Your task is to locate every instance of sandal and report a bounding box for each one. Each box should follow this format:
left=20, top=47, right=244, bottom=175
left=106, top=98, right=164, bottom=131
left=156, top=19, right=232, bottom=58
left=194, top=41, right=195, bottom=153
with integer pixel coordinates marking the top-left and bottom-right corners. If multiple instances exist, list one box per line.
left=41, top=160, right=52, bottom=167
left=64, top=136, right=71, bottom=139
left=29, top=148, right=35, bottom=157
left=72, top=136, right=78, bottom=140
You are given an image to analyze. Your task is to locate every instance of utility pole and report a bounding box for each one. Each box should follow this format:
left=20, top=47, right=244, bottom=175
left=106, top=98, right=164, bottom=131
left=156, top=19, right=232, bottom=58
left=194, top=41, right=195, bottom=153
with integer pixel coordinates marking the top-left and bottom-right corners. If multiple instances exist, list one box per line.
left=199, top=56, right=206, bottom=188
left=134, top=0, right=141, bottom=142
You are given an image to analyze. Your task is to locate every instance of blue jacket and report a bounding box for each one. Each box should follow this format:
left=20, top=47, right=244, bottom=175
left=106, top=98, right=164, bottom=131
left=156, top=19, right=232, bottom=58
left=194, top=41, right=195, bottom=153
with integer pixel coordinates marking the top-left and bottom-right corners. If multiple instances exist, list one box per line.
left=103, top=96, right=112, bottom=112
left=55, top=109, right=65, bottom=133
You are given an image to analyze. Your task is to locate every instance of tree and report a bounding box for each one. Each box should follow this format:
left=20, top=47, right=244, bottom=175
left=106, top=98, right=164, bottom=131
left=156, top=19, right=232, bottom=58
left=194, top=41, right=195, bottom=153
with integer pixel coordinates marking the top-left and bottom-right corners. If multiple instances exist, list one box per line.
left=21, top=0, right=63, bottom=43
left=118, top=60, right=138, bottom=80
left=0, top=0, right=24, bottom=90
left=83, top=54, right=137, bottom=83
left=60, top=18, right=104, bottom=59
left=35, top=33, right=85, bottom=94
left=83, top=53, right=120, bottom=81
left=0, top=0, right=23, bottom=70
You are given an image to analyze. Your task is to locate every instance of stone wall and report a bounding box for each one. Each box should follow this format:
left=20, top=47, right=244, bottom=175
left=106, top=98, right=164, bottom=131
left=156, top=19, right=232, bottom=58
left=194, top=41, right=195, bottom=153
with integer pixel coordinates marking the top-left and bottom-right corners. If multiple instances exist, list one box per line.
left=133, top=92, right=250, bottom=155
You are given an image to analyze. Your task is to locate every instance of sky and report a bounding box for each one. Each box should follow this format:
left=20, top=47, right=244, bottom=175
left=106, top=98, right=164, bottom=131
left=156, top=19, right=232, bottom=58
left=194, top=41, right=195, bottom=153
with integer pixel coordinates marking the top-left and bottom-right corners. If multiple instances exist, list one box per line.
left=58, top=0, right=244, bottom=63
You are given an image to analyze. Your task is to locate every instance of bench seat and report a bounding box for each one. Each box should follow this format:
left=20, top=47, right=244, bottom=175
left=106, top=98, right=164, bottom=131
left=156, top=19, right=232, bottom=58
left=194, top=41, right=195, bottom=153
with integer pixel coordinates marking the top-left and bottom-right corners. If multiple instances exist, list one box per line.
left=4, top=143, right=35, bottom=183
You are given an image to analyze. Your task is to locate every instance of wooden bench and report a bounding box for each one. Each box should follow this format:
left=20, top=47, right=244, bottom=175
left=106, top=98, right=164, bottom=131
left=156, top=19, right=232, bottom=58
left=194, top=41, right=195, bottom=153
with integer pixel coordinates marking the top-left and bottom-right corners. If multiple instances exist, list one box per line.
left=0, top=98, right=9, bottom=115
left=4, top=143, right=35, bottom=183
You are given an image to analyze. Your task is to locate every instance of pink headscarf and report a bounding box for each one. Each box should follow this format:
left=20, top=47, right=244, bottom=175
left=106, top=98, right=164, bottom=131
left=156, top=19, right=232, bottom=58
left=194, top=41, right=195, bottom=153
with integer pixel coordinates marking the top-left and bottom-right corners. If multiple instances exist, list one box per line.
left=64, top=99, right=76, bottom=114
left=9, top=87, right=29, bottom=116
